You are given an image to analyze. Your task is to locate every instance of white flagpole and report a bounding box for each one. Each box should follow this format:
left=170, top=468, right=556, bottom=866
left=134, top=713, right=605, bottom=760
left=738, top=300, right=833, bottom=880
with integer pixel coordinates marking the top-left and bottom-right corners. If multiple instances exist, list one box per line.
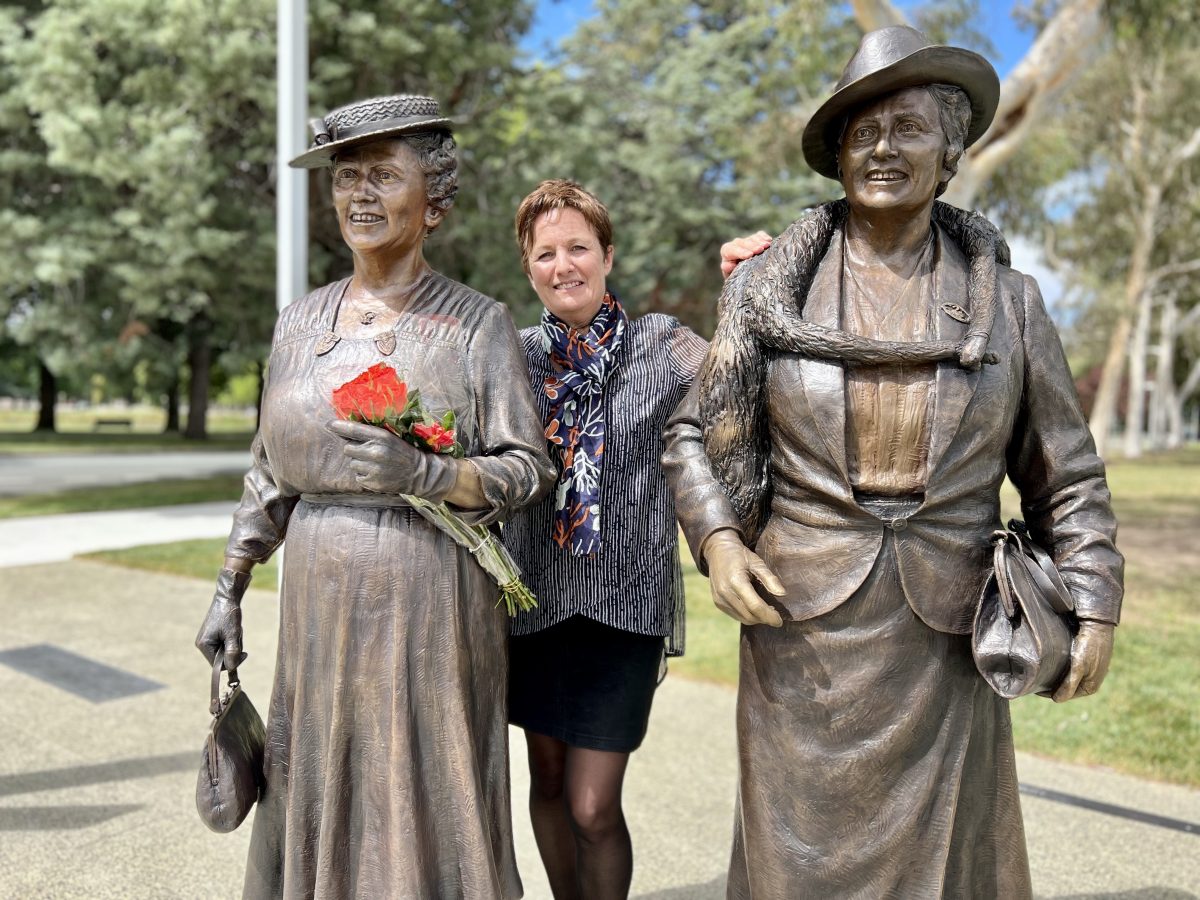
left=274, top=0, right=307, bottom=587
left=276, top=0, right=308, bottom=314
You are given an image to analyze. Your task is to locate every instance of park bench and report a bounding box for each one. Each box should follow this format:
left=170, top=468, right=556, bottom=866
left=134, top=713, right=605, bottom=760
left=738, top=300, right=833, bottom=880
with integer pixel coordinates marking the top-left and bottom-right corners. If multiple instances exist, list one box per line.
left=91, top=417, right=134, bottom=431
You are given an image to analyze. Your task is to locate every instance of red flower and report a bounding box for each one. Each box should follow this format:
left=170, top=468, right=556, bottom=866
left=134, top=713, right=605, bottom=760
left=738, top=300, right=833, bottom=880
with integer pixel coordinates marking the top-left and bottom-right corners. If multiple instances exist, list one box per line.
left=332, top=365, right=462, bottom=456
left=412, top=421, right=457, bottom=453
left=332, top=363, right=408, bottom=424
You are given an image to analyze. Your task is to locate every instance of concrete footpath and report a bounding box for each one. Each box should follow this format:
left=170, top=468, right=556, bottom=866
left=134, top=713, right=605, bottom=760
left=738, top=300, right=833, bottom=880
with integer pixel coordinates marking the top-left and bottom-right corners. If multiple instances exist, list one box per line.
left=0, top=503, right=236, bottom=567
left=1, top=558, right=1198, bottom=899
left=0, top=451, right=251, bottom=497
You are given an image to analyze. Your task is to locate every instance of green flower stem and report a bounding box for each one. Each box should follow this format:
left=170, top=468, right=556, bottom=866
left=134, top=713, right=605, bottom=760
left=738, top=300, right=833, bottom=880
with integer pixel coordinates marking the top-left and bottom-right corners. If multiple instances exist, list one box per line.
left=402, top=494, right=538, bottom=616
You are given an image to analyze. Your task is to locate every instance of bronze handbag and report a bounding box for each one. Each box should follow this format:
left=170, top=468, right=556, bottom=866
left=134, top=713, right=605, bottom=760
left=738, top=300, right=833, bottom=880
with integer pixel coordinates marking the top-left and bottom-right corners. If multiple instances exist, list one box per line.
left=972, top=520, right=1077, bottom=699
left=195, top=654, right=266, bottom=833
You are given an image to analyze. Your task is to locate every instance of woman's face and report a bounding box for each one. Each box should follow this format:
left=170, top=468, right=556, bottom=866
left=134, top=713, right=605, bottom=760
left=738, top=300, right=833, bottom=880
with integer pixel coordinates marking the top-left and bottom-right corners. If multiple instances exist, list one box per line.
left=526, top=207, right=613, bottom=329
left=331, top=139, right=441, bottom=260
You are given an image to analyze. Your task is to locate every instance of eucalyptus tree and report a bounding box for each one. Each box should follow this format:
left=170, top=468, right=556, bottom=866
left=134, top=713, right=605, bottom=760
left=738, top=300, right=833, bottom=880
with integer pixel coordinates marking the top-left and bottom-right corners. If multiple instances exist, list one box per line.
left=1042, top=2, right=1200, bottom=455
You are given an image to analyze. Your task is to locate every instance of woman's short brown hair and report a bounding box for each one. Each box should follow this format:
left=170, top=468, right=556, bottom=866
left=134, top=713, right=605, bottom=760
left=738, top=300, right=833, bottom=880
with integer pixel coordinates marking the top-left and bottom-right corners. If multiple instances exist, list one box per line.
left=515, top=179, right=613, bottom=273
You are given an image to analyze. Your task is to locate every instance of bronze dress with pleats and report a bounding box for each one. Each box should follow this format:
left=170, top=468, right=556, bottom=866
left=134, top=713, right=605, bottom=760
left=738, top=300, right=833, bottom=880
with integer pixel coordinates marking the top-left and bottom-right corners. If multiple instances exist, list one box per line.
left=224, top=273, right=554, bottom=900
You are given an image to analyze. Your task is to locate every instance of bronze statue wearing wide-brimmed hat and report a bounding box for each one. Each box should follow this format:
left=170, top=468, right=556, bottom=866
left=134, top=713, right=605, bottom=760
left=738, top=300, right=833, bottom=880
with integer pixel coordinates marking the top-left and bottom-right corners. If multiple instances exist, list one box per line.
left=196, top=91, right=554, bottom=898
left=802, top=25, right=1000, bottom=181
left=664, top=25, right=1122, bottom=900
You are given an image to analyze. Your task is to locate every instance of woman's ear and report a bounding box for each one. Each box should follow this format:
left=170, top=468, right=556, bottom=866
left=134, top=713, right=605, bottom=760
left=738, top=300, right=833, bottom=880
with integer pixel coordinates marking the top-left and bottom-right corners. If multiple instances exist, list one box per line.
left=603, top=245, right=614, bottom=275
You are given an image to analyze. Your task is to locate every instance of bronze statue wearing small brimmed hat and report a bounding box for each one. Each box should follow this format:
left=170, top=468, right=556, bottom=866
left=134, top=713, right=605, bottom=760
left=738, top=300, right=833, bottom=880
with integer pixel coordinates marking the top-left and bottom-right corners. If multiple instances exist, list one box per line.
left=199, top=85, right=555, bottom=896
left=289, top=94, right=452, bottom=169
left=802, top=25, right=999, bottom=181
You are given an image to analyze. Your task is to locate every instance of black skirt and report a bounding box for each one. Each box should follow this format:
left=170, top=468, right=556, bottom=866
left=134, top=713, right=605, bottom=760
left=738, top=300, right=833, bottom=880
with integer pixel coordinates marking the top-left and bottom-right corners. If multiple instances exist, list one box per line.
left=508, top=615, right=664, bottom=753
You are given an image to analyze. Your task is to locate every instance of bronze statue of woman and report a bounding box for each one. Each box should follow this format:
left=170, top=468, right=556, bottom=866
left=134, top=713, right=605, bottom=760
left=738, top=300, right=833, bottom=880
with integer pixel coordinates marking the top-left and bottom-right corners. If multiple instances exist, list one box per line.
left=665, top=27, right=1123, bottom=898
left=196, top=95, right=554, bottom=899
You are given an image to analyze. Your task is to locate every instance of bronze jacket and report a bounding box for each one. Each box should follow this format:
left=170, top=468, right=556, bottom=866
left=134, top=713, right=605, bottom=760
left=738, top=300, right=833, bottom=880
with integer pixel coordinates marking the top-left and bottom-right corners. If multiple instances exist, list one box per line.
left=663, top=228, right=1123, bottom=634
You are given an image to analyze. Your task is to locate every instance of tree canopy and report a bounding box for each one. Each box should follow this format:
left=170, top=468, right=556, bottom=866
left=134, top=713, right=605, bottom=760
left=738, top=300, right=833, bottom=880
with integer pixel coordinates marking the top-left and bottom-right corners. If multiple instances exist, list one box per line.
left=2, top=0, right=1197, bottom=453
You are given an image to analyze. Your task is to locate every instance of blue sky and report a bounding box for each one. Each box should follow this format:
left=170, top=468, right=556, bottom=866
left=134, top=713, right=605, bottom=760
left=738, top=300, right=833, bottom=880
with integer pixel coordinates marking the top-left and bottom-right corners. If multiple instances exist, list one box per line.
left=522, top=1, right=1038, bottom=77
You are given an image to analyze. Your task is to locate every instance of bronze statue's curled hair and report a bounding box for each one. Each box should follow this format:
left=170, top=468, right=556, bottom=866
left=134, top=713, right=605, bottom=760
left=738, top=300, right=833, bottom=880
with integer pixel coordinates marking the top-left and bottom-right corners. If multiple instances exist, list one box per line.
left=515, top=179, right=614, bottom=273
left=403, top=131, right=458, bottom=219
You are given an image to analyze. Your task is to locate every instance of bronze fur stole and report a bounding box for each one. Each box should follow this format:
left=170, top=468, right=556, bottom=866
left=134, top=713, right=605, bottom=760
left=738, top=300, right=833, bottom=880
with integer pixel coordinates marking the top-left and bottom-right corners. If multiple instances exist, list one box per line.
left=698, top=199, right=1011, bottom=541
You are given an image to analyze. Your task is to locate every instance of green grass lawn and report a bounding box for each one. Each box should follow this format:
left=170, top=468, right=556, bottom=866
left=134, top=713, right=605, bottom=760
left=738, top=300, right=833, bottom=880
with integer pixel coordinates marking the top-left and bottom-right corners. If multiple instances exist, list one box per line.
left=75, top=447, right=1200, bottom=786
left=0, top=475, right=246, bottom=519
left=84, top=538, right=279, bottom=590
left=0, top=405, right=255, bottom=453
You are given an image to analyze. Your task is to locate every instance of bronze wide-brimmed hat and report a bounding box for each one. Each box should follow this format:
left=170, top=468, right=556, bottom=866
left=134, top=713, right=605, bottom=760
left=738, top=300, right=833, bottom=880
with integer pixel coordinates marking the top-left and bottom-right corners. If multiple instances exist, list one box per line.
left=802, top=25, right=1000, bottom=181
left=288, top=94, right=452, bottom=169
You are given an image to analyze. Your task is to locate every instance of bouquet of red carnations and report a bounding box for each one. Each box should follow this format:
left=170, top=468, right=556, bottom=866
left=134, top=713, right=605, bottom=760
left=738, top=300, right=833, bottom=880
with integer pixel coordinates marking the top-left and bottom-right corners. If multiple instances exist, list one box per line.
left=332, top=363, right=537, bottom=615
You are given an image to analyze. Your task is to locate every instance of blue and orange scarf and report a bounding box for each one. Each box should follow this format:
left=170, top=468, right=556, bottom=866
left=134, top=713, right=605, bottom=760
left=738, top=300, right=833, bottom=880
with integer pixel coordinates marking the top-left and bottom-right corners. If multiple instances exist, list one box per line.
left=540, top=292, right=628, bottom=556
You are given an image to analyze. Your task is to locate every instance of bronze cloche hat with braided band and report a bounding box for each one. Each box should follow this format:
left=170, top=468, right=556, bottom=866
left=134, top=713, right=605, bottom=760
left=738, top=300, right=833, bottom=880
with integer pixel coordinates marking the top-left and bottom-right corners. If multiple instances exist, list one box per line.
left=802, top=25, right=1000, bottom=181
left=288, top=94, right=452, bottom=169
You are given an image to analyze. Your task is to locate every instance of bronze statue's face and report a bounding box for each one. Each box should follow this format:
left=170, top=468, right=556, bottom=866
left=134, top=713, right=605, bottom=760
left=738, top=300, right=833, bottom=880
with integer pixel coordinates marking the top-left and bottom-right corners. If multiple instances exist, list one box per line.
left=838, top=86, right=949, bottom=217
left=331, top=139, right=439, bottom=259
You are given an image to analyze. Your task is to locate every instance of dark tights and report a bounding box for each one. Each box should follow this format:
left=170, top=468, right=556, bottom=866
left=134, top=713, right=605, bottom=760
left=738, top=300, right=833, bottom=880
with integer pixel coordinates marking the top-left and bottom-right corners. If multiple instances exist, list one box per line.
left=525, top=731, right=633, bottom=900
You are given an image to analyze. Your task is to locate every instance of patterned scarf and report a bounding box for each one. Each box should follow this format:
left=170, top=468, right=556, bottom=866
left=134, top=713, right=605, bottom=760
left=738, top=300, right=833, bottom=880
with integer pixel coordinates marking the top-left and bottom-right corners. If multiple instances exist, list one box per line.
left=540, top=291, right=628, bottom=555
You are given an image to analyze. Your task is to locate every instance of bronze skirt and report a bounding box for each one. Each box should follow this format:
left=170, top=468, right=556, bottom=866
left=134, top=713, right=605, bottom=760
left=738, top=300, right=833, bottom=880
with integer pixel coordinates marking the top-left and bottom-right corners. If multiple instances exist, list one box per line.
left=727, top=536, right=1031, bottom=899
left=242, top=501, right=521, bottom=900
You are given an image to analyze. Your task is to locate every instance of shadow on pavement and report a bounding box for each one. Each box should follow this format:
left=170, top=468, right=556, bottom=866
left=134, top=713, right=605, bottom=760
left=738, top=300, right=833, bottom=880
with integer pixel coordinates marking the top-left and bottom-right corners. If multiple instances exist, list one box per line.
left=0, top=804, right=142, bottom=830
left=0, top=751, right=195, bottom=797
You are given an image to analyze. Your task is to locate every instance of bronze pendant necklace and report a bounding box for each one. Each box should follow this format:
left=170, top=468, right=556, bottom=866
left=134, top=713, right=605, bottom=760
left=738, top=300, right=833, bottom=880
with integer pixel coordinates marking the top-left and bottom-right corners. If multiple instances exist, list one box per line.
left=316, top=272, right=430, bottom=357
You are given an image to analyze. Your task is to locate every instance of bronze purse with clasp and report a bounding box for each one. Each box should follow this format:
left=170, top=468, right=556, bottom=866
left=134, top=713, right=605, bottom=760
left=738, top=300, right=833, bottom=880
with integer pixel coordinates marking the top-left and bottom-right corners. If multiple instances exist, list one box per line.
left=195, top=654, right=265, bottom=832
left=972, top=519, right=1078, bottom=699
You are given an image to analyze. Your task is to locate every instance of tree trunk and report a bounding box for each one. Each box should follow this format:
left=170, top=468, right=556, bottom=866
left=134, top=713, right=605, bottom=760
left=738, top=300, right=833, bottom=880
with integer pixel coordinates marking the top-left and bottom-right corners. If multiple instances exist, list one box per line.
left=1089, top=180, right=1160, bottom=455
left=1122, top=286, right=1153, bottom=457
left=184, top=319, right=211, bottom=441
left=164, top=372, right=181, bottom=433
left=1149, top=294, right=1175, bottom=451
left=35, top=359, right=56, bottom=432
left=1172, top=360, right=1200, bottom=449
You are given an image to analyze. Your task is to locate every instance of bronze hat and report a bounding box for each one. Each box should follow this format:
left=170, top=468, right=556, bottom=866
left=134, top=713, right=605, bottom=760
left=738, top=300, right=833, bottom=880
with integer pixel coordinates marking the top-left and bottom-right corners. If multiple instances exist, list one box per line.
left=802, top=25, right=1000, bottom=181
left=288, top=94, right=452, bottom=170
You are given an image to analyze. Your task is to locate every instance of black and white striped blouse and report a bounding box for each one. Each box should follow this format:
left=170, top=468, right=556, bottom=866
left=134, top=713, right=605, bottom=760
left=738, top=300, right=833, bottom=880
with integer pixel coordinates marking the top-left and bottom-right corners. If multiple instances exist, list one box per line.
left=501, top=312, right=708, bottom=655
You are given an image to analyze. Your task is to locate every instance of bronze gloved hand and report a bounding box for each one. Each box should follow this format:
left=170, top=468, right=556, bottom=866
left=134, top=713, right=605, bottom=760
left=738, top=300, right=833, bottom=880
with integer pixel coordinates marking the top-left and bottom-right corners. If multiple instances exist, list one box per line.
left=328, top=419, right=458, bottom=501
left=1052, top=619, right=1116, bottom=702
left=702, top=529, right=786, bottom=627
left=195, top=567, right=252, bottom=671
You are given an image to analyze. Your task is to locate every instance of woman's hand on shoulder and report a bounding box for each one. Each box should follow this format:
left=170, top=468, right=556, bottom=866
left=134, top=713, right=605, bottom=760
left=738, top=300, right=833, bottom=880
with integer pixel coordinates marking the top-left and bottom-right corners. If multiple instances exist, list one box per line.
left=719, top=231, right=773, bottom=279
